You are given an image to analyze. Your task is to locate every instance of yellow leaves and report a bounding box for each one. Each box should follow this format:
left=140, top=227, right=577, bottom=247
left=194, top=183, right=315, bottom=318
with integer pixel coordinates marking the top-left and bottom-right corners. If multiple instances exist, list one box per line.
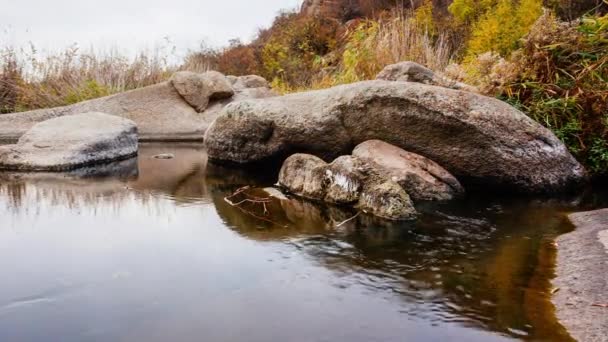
left=465, top=0, right=543, bottom=57
left=414, top=0, right=436, bottom=36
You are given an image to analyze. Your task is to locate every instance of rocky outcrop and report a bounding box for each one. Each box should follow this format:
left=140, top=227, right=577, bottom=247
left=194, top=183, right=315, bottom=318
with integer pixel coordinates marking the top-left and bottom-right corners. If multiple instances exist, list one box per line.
left=170, top=71, right=234, bottom=112
left=0, top=71, right=275, bottom=143
left=205, top=80, right=586, bottom=193
left=352, top=140, right=464, bottom=201
left=376, top=61, right=478, bottom=92
left=278, top=153, right=416, bottom=220
left=553, top=209, right=608, bottom=342
left=0, top=112, right=137, bottom=171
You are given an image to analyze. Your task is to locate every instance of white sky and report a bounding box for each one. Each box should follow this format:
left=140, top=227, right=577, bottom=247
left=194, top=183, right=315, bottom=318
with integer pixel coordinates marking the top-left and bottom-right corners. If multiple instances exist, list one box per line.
left=0, top=0, right=302, bottom=58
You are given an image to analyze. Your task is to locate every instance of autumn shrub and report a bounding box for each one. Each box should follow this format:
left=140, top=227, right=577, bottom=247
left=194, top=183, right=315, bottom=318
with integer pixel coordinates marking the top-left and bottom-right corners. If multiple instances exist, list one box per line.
left=502, top=12, right=608, bottom=173
left=258, top=10, right=341, bottom=89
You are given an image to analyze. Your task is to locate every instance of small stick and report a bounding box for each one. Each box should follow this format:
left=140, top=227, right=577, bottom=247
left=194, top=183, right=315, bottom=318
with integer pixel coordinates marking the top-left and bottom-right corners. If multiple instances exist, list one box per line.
left=335, top=212, right=361, bottom=228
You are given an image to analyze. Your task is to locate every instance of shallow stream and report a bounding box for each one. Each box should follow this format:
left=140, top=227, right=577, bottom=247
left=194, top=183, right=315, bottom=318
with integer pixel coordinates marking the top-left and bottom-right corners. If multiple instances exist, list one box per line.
left=0, top=143, right=605, bottom=341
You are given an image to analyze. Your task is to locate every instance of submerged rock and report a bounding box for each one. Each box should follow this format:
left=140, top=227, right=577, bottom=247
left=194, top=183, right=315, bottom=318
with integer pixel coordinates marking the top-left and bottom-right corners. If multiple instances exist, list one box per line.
left=278, top=154, right=416, bottom=220
left=376, top=61, right=478, bottom=92
left=353, top=140, right=464, bottom=201
left=0, top=112, right=138, bottom=171
left=206, top=80, right=586, bottom=193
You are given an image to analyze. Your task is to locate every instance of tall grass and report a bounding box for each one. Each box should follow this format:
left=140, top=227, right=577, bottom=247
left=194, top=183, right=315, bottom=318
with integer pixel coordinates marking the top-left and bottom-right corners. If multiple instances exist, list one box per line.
left=0, top=44, right=216, bottom=113
left=336, top=9, right=453, bottom=83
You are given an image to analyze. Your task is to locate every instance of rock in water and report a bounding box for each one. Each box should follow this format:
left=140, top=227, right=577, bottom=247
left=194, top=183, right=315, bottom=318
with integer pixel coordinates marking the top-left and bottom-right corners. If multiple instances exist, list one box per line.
left=278, top=154, right=417, bottom=220
left=277, top=154, right=328, bottom=200
left=206, top=80, right=586, bottom=193
left=0, top=112, right=138, bottom=171
left=353, top=140, right=464, bottom=201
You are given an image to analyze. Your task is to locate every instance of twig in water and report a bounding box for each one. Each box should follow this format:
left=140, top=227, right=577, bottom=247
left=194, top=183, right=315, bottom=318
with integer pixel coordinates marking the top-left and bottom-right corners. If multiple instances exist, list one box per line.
left=336, top=212, right=361, bottom=228
left=223, top=187, right=285, bottom=227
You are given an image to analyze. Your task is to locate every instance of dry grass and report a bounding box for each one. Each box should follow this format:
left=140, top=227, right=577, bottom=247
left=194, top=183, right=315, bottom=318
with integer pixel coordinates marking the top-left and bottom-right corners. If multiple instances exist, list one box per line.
left=0, top=44, right=216, bottom=113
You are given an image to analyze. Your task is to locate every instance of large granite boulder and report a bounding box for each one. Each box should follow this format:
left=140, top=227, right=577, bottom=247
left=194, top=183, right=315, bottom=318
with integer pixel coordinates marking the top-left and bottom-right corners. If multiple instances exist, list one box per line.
left=0, top=112, right=137, bottom=171
left=376, top=61, right=478, bottom=92
left=278, top=154, right=416, bottom=220
left=0, top=72, right=275, bottom=143
left=352, top=140, right=464, bottom=201
left=206, top=80, right=586, bottom=193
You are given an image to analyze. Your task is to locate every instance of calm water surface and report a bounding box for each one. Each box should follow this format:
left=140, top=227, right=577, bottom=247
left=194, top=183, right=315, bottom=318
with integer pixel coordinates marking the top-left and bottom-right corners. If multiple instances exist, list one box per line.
left=0, top=143, right=605, bottom=342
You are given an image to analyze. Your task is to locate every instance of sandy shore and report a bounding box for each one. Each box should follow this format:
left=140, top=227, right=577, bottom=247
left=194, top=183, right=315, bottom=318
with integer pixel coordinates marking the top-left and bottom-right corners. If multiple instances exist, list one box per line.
left=553, top=208, right=608, bottom=342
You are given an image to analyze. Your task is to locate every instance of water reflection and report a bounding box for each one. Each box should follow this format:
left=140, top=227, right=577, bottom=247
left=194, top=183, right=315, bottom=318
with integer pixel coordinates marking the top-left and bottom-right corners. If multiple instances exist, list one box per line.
left=0, top=143, right=603, bottom=341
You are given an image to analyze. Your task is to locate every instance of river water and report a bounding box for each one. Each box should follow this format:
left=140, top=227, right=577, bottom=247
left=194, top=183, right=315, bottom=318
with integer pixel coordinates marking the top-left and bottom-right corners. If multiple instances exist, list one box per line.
left=0, top=143, right=605, bottom=342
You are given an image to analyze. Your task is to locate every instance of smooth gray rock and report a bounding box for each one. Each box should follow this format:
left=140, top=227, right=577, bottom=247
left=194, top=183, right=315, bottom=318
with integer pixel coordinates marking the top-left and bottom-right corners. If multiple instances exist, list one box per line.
left=376, top=61, right=478, bottom=92
left=0, top=72, right=274, bottom=143
left=206, top=80, right=586, bottom=193
left=353, top=140, right=464, bottom=201
left=278, top=154, right=416, bottom=220
left=0, top=112, right=138, bottom=171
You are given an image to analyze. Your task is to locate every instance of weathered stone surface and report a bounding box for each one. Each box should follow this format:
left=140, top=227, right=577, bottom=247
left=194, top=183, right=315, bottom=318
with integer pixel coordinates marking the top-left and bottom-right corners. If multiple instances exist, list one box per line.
left=553, top=209, right=608, bottom=342
left=323, top=156, right=365, bottom=204
left=0, top=72, right=274, bottom=143
left=359, top=180, right=416, bottom=220
left=202, top=71, right=235, bottom=100
left=206, top=80, right=586, bottom=193
left=169, top=71, right=211, bottom=112
left=0, top=112, right=137, bottom=171
left=233, top=75, right=270, bottom=89
left=170, top=71, right=234, bottom=112
left=353, top=140, right=464, bottom=201
left=277, top=154, right=327, bottom=200
left=278, top=154, right=416, bottom=220
left=376, top=61, right=478, bottom=92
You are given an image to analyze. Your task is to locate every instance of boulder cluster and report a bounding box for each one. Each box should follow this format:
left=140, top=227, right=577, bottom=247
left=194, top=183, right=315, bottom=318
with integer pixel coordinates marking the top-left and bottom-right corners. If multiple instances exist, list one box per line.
left=276, top=138, right=466, bottom=220
left=0, top=62, right=589, bottom=220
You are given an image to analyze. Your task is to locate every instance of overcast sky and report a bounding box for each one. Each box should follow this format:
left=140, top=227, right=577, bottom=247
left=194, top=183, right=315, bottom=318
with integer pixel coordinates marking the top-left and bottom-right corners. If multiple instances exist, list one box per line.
left=0, top=0, right=302, bottom=57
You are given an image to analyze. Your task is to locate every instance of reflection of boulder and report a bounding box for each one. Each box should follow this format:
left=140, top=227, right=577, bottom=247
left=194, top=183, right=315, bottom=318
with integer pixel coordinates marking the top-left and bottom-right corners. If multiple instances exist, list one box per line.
left=210, top=186, right=360, bottom=240
left=127, top=143, right=208, bottom=201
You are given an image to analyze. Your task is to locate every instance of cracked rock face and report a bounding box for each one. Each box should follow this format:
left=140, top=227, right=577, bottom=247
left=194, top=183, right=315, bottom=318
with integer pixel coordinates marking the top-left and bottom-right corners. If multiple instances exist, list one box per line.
left=278, top=153, right=417, bottom=221
left=353, top=140, right=464, bottom=201
left=205, top=80, right=586, bottom=193
left=0, top=112, right=138, bottom=171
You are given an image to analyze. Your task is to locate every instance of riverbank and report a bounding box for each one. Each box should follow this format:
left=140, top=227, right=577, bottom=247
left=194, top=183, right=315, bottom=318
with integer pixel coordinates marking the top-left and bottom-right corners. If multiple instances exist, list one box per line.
left=553, top=208, right=608, bottom=342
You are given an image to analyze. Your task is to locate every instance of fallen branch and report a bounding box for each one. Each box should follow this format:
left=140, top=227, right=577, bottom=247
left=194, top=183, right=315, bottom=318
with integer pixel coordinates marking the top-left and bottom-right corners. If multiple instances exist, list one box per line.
left=224, top=186, right=286, bottom=227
